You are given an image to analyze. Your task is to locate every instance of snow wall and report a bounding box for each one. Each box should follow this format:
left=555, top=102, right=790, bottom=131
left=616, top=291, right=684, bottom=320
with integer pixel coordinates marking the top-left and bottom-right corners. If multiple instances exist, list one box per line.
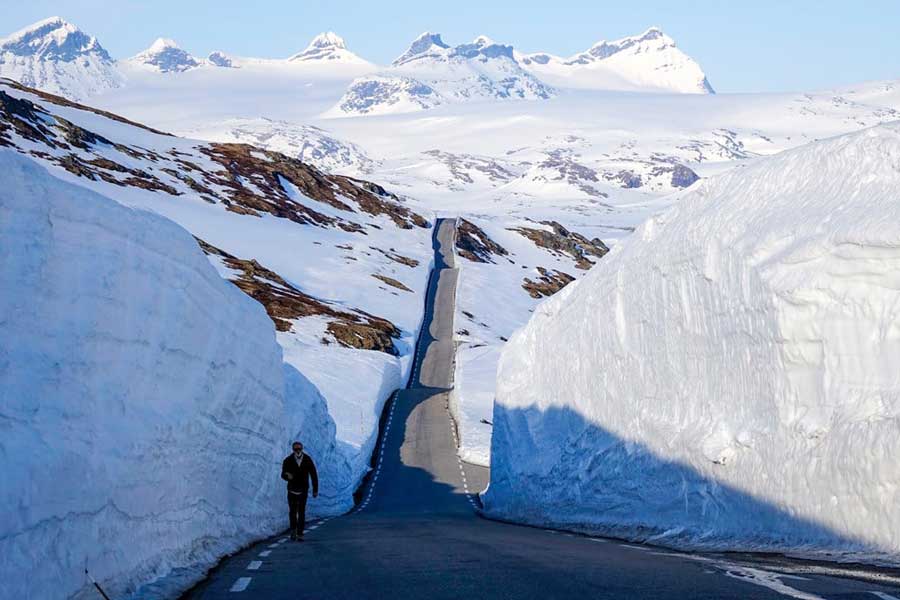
left=484, top=124, right=900, bottom=563
left=0, top=151, right=346, bottom=599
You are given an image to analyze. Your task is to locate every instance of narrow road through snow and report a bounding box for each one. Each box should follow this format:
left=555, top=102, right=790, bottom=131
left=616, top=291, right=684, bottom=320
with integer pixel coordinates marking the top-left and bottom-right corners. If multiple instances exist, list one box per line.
left=183, top=219, right=900, bottom=600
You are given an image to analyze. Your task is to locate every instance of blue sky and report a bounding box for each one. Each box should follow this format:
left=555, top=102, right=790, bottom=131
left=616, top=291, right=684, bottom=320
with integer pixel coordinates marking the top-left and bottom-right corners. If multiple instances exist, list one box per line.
left=4, top=0, right=899, bottom=93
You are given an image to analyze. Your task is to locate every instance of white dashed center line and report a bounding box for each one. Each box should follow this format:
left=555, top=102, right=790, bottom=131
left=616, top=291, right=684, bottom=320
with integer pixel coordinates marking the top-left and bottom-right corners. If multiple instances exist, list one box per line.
left=258, top=550, right=271, bottom=557
left=229, top=577, right=252, bottom=592
left=247, top=561, right=262, bottom=571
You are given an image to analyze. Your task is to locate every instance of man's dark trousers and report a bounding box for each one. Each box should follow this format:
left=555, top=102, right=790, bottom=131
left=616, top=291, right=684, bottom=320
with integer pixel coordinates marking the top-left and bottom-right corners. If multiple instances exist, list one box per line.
left=288, top=491, right=308, bottom=536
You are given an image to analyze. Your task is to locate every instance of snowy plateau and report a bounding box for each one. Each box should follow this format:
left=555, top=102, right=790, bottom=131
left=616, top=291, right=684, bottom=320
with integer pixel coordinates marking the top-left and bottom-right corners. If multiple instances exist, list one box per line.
left=2, top=13, right=900, bottom=598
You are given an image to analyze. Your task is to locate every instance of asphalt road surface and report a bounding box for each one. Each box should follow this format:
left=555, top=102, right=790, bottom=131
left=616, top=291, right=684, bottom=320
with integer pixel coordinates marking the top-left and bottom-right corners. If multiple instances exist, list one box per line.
left=184, top=219, right=900, bottom=599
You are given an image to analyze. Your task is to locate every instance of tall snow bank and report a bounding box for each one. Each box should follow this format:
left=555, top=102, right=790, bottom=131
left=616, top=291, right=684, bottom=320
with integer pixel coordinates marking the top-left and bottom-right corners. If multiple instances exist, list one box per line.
left=484, top=124, right=900, bottom=562
left=0, top=151, right=342, bottom=599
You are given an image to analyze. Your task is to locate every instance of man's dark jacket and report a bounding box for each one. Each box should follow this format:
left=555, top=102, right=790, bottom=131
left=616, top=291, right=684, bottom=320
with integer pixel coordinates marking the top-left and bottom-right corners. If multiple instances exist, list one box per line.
left=281, top=453, right=319, bottom=495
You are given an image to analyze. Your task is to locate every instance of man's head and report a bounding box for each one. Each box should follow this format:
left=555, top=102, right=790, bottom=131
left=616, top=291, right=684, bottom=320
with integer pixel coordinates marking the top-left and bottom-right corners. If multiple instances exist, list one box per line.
left=292, top=442, right=303, bottom=456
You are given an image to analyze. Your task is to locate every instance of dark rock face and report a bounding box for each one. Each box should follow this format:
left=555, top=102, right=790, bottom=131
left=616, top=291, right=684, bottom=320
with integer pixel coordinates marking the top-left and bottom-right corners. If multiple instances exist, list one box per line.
left=522, top=267, right=575, bottom=298
left=670, top=163, right=700, bottom=188
left=207, top=51, right=235, bottom=68
left=456, top=219, right=509, bottom=263
left=198, top=240, right=401, bottom=355
left=512, top=220, right=609, bottom=270
left=607, top=169, right=643, bottom=189
left=139, top=44, right=199, bottom=73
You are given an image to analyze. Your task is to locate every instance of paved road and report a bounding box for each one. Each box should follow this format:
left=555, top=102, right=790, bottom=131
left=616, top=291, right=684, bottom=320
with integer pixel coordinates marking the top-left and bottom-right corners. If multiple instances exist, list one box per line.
left=184, top=219, right=900, bottom=599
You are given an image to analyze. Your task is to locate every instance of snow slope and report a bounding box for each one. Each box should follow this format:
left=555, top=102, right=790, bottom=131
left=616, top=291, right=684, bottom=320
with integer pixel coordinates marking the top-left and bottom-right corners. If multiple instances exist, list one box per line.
left=517, top=27, right=714, bottom=94
left=484, top=123, right=900, bottom=563
left=0, top=150, right=347, bottom=599
left=0, top=17, right=123, bottom=100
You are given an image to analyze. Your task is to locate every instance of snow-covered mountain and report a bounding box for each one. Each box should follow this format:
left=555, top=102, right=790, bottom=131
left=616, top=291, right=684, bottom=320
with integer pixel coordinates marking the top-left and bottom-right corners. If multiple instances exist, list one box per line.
left=127, top=38, right=202, bottom=72
left=517, top=27, right=714, bottom=94
left=485, top=121, right=900, bottom=563
left=289, top=31, right=370, bottom=65
left=0, top=16, right=123, bottom=100
left=331, top=33, right=554, bottom=116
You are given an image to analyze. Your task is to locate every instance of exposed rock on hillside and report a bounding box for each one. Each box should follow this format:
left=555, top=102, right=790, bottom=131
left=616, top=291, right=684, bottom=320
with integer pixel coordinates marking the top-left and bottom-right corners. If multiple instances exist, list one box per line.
left=522, top=267, right=575, bottom=298
left=511, top=220, right=609, bottom=270
left=456, top=218, right=509, bottom=263
left=198, top=239, right=401, bottom=354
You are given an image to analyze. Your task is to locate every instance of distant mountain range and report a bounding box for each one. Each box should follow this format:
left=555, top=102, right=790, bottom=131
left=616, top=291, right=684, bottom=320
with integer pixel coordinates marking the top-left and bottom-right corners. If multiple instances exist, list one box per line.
left=0, top=16, right=714, bottom=112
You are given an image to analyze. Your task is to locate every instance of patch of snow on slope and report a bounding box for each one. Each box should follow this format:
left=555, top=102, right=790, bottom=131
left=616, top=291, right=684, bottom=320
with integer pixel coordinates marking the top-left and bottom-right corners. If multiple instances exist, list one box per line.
left=484, top=123, right=900, bottom=563
left=0, top=150, right=347, bottom=599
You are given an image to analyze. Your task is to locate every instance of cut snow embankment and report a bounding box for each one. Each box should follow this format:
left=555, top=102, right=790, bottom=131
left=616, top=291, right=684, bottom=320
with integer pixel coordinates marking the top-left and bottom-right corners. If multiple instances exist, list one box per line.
left=484, top=123, right=900, bottom=564
left=0, top=151, right=346, bottom=599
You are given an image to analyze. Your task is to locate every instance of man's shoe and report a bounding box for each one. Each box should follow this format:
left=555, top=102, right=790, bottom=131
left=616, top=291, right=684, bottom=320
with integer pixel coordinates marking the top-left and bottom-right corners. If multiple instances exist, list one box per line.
left=290, top=531, right=297, bottom=541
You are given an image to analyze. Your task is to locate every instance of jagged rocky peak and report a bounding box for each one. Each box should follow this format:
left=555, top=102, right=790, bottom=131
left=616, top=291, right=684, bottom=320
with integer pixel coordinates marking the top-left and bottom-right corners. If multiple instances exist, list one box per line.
left=0, top=16, right=111, bottom=62
left=131, top=38, right=200, bottom=73
left=392, top=32, right=450, bottom=66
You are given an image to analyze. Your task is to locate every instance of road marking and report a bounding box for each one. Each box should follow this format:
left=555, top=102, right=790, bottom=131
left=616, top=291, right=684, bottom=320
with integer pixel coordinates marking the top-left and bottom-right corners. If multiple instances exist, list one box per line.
left=871, top=593, right=900, bottom=600
left=279, top=536, right=288, bottom=542
left=588, top=538, right=607, bottom=543
left=229, top=577, right=252, bottom=592
left=247, top=561, right=262, bottom=571
left=258, top=550, right=271, bottom=557
left=267, top=543, right=279, bottom=548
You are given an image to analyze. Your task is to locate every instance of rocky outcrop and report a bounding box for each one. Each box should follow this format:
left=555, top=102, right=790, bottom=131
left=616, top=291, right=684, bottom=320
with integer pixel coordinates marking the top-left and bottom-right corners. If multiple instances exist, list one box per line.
left=198, top=239, right=401, bottom=354
left=511, top=220, right=609, bottom=270
left=456, top=219, right=509, bottom=263
left=522, top=267, right=575, bottom=298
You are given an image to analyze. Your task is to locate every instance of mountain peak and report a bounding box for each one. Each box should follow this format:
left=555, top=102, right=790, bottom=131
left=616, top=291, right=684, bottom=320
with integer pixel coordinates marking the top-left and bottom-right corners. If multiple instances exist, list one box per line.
left=516, top=27, right=714, bottom=94
left=393, top=32, right=450, bottom=66
left=0, top=16, right=111, bottom=62
left=288, top=31, right=367, bottom=63
left=130, top=38, right=200, bottom=73
left=308, top=31, right=346, bottom=50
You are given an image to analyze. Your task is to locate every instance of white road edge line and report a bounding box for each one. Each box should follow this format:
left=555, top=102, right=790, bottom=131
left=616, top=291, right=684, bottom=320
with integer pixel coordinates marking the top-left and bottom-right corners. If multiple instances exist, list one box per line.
left=229, top=577, right=252, bottom=592
left=871, top=593, right=900, bottom=600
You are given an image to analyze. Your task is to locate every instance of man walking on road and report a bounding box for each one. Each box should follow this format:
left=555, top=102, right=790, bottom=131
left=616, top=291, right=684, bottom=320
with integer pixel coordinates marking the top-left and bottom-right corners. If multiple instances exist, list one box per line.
left=282, top=441, right=318, bottom=541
